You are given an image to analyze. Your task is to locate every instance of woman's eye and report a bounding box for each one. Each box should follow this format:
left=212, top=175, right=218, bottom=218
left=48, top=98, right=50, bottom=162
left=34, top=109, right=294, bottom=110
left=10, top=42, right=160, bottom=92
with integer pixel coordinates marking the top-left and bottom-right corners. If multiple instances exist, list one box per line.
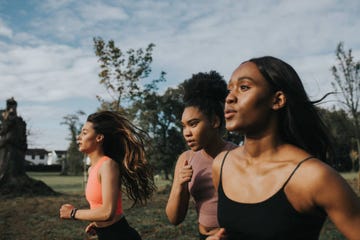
left=240, top=85, right=250, bottom=91
left=190, top=122, right=198, bottom=127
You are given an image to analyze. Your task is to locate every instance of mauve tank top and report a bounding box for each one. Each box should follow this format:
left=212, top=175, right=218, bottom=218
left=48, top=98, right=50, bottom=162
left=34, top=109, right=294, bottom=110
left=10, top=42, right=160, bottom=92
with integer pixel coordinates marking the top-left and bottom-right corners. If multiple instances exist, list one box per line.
left=188, top=142, right=237, bottom=227
left=217, top=153, right=326, bottom=240
left=85, top=156, right=123, bottom=215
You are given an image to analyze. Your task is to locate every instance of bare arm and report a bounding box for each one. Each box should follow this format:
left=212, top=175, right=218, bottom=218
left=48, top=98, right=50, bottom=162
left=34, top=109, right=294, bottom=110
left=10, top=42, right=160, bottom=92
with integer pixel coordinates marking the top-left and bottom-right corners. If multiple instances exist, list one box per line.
left=165, top=151, right=192, bottom=225
left=60, top=159, right=120, bottom=222
left=310, top=162, right=360, bottom=240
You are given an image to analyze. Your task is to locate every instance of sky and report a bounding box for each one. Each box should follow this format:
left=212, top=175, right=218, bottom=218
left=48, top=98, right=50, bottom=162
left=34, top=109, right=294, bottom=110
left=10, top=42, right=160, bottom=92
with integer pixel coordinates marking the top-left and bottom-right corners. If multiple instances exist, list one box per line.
left=0, top=0, right=359, bottom=151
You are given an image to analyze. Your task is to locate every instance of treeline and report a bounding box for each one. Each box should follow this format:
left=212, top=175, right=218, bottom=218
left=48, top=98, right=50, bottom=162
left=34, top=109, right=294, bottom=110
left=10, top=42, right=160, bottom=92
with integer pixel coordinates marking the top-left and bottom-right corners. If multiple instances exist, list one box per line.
left=60, top=40, right=359, bottom=176
left=319, top=107, right=358, bottom=172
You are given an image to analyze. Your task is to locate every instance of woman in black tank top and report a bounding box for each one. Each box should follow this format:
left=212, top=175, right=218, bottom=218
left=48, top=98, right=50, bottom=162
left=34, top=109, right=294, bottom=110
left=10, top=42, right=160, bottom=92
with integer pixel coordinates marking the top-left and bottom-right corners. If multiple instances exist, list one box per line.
left=207, top=56, right=360, bottom=240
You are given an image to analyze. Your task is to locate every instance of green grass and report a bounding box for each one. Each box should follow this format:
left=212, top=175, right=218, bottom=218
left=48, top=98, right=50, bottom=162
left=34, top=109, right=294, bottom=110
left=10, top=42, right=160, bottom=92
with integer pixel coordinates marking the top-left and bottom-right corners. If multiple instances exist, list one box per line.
left=27, top=171, right=86, bottom=193
left=341, top=171, right=358, bottom=180
left=15, top=171, right=357, bottom=240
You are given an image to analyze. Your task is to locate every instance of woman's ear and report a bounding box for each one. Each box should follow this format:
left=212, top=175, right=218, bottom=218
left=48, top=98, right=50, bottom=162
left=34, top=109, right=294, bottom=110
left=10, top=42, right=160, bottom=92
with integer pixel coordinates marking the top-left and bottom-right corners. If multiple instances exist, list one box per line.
left=212, top=116, right=221, bottom=129
left=96, top=134, right=104, bottom=143
left=272, top=91, right=286, bottom=110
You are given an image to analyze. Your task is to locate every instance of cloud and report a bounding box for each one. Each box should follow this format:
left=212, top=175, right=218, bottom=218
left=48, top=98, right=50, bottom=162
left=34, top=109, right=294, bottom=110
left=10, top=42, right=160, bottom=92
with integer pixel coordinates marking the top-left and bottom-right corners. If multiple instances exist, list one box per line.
left=0, top=19, right=13, bottom=38
left=0, top=43, right=103, bottom=103
left=0, top=0, right=359, bottom=149
left=80, top=2, right=128, bottom=22
left=19, top=100, right=93, bottom=150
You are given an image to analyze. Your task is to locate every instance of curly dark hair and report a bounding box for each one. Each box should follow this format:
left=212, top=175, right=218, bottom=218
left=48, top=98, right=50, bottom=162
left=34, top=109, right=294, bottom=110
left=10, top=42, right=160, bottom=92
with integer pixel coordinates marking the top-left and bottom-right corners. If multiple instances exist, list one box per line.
left=181, top=71, right=228, bottom=129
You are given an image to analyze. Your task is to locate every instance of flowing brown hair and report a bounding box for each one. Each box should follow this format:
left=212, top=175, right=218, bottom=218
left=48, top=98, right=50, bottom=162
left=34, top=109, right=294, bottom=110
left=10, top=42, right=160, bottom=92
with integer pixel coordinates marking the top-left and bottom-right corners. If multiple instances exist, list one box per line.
left=87, top=111, right=156, bottom=206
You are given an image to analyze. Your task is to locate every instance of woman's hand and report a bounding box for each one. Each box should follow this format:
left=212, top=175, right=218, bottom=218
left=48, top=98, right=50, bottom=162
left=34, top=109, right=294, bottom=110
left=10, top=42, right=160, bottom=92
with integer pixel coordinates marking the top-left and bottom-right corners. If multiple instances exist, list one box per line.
left=178, top=159, right=193, bottom=186
left=59, top=203, right=75, bottom=219
left=85, top=222, right=97, bottom=236
left=206, top=228, right=226, bottom=240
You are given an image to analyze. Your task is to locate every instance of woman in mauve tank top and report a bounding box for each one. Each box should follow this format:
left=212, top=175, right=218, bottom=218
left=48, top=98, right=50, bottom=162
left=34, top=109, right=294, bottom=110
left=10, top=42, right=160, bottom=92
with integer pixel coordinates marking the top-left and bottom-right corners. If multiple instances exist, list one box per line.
left=165, top=71, right=238, bottom=239
left=60, top=111, right=156, bottom=240
left=208, top=56, right=360, bottom=240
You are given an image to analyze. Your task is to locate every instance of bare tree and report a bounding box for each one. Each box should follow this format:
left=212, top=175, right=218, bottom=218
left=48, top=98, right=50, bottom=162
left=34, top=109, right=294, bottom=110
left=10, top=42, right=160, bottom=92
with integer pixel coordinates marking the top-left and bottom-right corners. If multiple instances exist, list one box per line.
left=60, top=110, right=85, bottom=175
left=331, top=42, right=360, bottom=189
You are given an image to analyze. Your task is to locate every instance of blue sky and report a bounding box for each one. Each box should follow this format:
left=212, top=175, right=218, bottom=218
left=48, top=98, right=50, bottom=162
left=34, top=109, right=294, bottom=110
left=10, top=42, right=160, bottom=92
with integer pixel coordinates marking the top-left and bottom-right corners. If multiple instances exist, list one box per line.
left=0, top=0, right=359, bottom=150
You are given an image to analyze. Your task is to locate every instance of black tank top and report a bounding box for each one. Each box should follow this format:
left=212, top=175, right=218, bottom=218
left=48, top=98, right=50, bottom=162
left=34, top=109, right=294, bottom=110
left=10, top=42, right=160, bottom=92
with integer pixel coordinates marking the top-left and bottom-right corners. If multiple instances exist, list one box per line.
left=217, top=152, right=326, bottom=240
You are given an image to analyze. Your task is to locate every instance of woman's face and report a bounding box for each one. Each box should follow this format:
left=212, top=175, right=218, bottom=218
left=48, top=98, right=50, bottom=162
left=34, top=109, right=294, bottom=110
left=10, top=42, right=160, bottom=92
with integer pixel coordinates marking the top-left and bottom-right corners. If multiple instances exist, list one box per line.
left=181, top=106, right=214, bottom=151
left=77, top=121, right=102, bottom=154
left=224, top=61, right=275, bottom=135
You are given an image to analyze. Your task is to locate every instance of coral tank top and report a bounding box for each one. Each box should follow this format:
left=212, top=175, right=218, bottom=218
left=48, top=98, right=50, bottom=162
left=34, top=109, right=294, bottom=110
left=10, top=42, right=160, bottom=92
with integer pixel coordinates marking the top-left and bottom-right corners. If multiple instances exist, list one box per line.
left=85, top=156, right=123, bottom=215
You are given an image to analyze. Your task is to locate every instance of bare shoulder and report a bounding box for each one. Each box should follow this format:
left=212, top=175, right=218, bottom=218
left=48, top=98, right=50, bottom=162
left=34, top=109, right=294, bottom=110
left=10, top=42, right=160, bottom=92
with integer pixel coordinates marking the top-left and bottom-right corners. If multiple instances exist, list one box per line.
left=175, top=150, right=192, bottom=168
left=296, top=157, right=338, bottom=179
left=100, top=158, right=119, bottom=171
left=291, top=156, right=347, bottom=194
left=280, top=145, right=337, bottom=182
left=214, top=149, right=227, bottom=167
left=214, top=147, right=238, bottom=171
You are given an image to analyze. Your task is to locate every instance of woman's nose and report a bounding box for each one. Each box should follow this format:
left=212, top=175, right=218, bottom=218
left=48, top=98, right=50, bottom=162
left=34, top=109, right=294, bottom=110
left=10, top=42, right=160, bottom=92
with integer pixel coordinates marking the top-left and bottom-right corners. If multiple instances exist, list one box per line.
left=183, top=127, right=191, bottom=137
left=226, top=92, right=236, bottom=104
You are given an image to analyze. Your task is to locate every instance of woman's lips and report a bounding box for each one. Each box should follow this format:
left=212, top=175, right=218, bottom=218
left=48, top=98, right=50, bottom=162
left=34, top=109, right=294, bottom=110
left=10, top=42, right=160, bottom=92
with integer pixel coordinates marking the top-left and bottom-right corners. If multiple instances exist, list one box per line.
left=187, top=140, right=196, bottom=147
left=224, top=109, right=236, bottom=119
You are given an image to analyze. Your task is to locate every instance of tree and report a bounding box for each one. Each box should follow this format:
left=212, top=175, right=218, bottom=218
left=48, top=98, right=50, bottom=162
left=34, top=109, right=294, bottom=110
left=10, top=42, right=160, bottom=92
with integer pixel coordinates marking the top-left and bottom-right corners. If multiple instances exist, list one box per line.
left=318, top=107, right=354, bottom=172
left=331, top=42, right=360, bottom=188
left=133, top=86, right=186, bottom=179
left=93, top=37, right=156, bottom=114
left=60, top=111, right=85, bottom=175
left=93, top=38, right=174, bottom=176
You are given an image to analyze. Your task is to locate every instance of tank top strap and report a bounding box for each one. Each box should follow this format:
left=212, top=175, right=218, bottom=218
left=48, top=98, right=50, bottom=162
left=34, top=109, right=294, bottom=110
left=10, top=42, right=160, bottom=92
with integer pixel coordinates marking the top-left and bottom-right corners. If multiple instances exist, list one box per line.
left=219, top=150, right=231, bottom=183
left=282, top=156, right=315, bottom=188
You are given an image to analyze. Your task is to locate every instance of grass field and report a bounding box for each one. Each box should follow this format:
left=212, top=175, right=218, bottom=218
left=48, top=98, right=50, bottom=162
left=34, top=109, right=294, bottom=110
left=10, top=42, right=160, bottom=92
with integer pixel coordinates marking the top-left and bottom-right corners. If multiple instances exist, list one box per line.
left=0, top=171, right=358, bottom=240
left=27, top=172, right=87, bottom=193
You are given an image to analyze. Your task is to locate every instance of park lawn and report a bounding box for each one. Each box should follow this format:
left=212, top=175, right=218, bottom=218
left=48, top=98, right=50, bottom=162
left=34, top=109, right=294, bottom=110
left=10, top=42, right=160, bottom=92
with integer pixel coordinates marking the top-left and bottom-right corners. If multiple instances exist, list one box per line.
left=0, top=171, right=357, bottom=239
left=27, top=171, right=86, bottom=193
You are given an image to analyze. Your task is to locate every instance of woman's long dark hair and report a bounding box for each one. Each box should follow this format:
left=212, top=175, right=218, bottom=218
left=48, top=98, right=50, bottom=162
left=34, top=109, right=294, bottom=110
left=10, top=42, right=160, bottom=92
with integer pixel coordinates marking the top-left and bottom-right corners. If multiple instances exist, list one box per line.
left=181, top=71, right=228, bottom=130
left=87, top=111, right=156, bottom=206
left=249, top=56, right=334, bottom=164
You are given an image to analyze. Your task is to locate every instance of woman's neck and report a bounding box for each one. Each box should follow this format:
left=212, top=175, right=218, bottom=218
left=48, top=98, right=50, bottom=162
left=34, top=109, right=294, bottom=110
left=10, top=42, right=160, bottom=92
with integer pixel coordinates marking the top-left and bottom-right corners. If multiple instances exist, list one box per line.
left=242, top=132, right=284, bottom=161
left=88, top=151, right=105, bottom=166
left=203, top=137, right=227, bottom=159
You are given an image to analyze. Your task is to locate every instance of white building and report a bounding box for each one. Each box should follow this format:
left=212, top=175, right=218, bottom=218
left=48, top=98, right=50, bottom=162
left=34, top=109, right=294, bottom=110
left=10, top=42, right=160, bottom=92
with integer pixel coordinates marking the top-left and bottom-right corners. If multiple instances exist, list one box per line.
left=25, top=148, right=49, bottom=165
left=47, top=150, right=67, bottom=165
left=25, top=148, right=67, bottom=165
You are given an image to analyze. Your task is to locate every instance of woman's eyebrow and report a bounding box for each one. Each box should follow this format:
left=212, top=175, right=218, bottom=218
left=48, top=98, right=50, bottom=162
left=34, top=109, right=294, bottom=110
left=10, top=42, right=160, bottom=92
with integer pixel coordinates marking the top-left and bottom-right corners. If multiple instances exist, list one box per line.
left=236, top=76, right=255, bottom=82
left=228, top=76, right=255, bottom=86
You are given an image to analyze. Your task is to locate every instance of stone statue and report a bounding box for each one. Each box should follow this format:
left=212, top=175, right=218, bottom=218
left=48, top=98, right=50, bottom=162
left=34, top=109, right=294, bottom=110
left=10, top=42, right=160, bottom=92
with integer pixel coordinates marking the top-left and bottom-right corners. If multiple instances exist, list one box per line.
left=0, top=98, right=56, bottom=197
left=0, top=97, right=27, bottom=182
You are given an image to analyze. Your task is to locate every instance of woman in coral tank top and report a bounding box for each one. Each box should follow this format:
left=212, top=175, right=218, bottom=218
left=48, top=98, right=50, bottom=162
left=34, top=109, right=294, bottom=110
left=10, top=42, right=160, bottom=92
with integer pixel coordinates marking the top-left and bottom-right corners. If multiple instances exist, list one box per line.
left=60, top=111, right=156, bottom=240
